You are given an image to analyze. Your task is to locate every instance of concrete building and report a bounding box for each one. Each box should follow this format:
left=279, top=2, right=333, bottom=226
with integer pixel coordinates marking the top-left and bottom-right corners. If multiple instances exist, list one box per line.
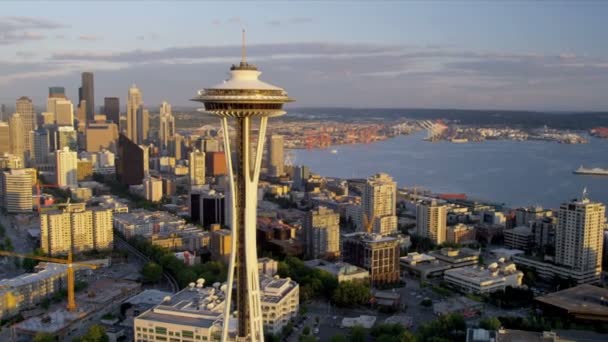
left=342, top=232, right=400, bottom=285
left=116, top=134, right=149, bottom=186
left=304, top=206, right=340, bottom=259
left=159, top=101, right=175, bottom=151
left=40, top=205, right=114, bottom=255
left=443, top=260, right=523, bottom=294
left=535, top=284, right=608, bottom=323
left=0, top=263, right=71, bottom=320
left=56, top=125, right=77, bottom=151
left=504, top=226, right=533, bottom=251
left=189, top=150, right=205, bottom=186
left=168, top=134, right=183, bottom=160
left=0, top=169, right=33, bottom=213
left=55, top=146, right=78, bottom=188
left=206, top=152, right=227, bottom=177
left=9, top=113, right=26, bottom=164
left=86, top=117, right=119, bottom=152
left=363, top=173, right=398, bottom=235
left=126, top=85, right=143, bottom=144
left=292, top=165, right=310, bottom=191
left=134, top=275, right=299, bottom=341
left=77, top=158, right=94, bottom=181
left=200, top=137, right=220, bottom=153
left=416, top=200, right=447, bottom=244
left=144, top=176, right=163, bottom=202
left=137, top=107, right=150, bottom=145
left=0, top=121, right=9, bottom=155
left=16, top=97, right=35, bottom=161
left=258, top=257, right=279, bottom=277
left=268, top=134, right=284, bottom=177
left=210, top=225, right=232, bottom=264
left=400, top=252, right=451, bottom=280
left=446, top=223, right=476, bottom=244
left=0, top=154, right=24, bottom=169
left=304, top=259, right=369, bottom=283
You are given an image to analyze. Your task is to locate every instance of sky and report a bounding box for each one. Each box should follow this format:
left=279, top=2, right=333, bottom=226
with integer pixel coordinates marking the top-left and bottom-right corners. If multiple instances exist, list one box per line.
left=1, top=1, right=608, bottom=111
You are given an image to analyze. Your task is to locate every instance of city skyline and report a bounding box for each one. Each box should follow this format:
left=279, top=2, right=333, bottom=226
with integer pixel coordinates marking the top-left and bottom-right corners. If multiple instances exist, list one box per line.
left=0, top=2, right=608, bottom=110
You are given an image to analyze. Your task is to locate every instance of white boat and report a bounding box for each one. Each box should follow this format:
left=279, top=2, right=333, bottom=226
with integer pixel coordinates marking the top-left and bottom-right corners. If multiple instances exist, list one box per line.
left=573, top=166, right=608, bottom=176
left=330, top=149, right=338, bottom=154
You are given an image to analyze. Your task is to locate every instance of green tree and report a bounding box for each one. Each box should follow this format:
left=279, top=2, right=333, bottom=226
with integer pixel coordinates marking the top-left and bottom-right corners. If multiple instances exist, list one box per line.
left=33, top=332, right=55, bottom=342
left=332, top=281, right=371, bottom=307
left=399, top=331, right=417, bottom=342
left=479, top=317, right=502, bottom=330
left=302, top=326, right=311, bottom=335
left=330, top=334, right=348, bottom=342
left=73, top=325, right=109, bottom=342
left=140, top=262, right=163, bottom=283
left=299, top=335, right=317, bottom=342
left=350, top=325, right=367, bottom=342
left=21, top=248, right=45, bottom=271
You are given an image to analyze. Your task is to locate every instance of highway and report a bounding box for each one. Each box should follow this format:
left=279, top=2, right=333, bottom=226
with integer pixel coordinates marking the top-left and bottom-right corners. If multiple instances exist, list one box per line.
left=114, top=236, right=179, bottom=293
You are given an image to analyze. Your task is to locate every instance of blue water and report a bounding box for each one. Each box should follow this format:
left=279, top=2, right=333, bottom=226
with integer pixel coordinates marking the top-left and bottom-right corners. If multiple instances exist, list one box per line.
left=292, top=132, right=608, bottom=208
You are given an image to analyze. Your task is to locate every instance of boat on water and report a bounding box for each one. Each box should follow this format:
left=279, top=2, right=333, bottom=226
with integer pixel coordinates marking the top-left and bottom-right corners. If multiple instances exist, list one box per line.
left=573, top=166, right=608, bottom=176
left=330, top=149, right=338, bottom=154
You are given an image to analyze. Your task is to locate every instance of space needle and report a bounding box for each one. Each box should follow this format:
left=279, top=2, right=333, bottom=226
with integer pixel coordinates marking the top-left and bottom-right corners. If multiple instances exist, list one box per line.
left=191, top=31, right=294, bottom=341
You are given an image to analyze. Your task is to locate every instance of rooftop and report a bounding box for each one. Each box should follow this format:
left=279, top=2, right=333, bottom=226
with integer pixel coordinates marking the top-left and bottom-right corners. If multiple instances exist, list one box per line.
left=535, top=284, right=608, bottom=321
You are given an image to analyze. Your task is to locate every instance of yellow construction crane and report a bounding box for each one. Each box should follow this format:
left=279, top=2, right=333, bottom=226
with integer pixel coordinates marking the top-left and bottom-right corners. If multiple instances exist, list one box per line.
left=0, top=251, right=98, bottom=312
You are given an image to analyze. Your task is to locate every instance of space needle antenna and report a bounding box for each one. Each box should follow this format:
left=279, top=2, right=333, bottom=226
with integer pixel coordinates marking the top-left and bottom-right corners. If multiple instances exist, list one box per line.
left=242, top=29, right=246, bottom=64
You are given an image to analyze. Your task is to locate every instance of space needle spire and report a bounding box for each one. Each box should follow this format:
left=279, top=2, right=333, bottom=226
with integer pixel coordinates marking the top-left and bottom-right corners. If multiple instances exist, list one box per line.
left=192, top=33, right=294, bottom=342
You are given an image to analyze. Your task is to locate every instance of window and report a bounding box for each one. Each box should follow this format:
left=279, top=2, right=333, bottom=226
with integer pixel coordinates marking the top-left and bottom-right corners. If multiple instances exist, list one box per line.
left=155, top=327, right=168, bottom=334
left=183, top=331, right=194, bottom=338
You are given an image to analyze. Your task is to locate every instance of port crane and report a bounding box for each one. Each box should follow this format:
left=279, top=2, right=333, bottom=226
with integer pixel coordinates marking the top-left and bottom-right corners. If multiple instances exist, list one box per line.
left=0, top=251, right=98, bottom=312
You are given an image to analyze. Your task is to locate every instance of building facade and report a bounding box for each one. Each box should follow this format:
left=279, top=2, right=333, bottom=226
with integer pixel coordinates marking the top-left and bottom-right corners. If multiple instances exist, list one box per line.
left=304, top=206, right=340, bottom=259
left=363, top=173, right=398, bottom=235
left=55, top=146, right=78, bottom=188
left=416, top=200, right=447, bottom=244
left=0, top=169, right=32, bottom=213
left=342, top=232, right=400, bottom=285
left=268, top=134, right=284, bottom=177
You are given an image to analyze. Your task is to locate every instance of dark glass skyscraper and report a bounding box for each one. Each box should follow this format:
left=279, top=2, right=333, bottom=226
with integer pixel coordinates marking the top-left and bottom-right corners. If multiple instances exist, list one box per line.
left=103, top=97, right=120, bottom=124
left=80, top=72, right=94, bottom=122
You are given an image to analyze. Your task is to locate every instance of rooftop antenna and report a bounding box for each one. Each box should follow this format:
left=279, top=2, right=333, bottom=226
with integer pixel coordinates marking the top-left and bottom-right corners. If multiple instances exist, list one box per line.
left=582, top=187, right=589, bottom=201
left=241, top=29, right=246, bottom=64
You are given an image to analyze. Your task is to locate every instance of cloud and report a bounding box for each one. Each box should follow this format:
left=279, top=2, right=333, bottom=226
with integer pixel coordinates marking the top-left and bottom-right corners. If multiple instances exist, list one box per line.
left=79, top=35, right=101, bottom=41
left=0, top=16, right=65, bottom=45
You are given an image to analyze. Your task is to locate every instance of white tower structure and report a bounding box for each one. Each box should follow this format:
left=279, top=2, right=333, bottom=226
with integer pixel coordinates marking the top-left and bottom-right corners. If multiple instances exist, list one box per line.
left=191, top=31, right=293, bottom=342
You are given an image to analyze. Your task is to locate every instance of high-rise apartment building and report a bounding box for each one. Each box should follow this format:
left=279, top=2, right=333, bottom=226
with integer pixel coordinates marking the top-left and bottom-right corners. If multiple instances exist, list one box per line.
left=80, top=72, right=95, bottom=122
left=416, top=200, right=447, bottom=244
left=555, top=196, right=605, bottom=277
left=206, top=152, right=227, bottom=176
left=9, top=113, right=26, bottom=163
left=16, top=97, right=35, bottom=161
left=200, top=137, right=220, bottom=153
left=189, top=188, right=226, bottom=228
left=103, top=97, right=120, bottom=125
left=293, top=165, right=310, bottom=191
left=40, top=205, right=113, bottom=255
left=0, top=169, right=33, bottom=213
left=363, top=173, right=398, bottom=235
left=55, top=146, right=78, bottom=188
left=304, top=206, right=340, bottom=259
left=126, top=85, right=142, bottom=143
left=168, top=134, right=183, bottom=160
left=188, top=150, right=205, bottom=186
left=0, top=121, right=9, bottom=155
left=268, top=134, right=284, bottom=177
left=159, top=101, right=175, bottom=151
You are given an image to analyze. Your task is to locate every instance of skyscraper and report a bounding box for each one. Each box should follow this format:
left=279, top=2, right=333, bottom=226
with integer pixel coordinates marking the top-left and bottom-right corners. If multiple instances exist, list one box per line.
left=116, top=134, right=148, bottom=186
left=189, top=150, right=205, bottom=186
left=363, top=173, right=398, bottom=235
left=304, top=206, right=340, bottom=259
left=56, top=126, right=77, bottom=151
left=268, top=134, right=284, bottom=177
left=159, top=101, right=175, bottom=151
left=126, top=85, right=142, bottom=143
left=168, top=134, right=183, bottom=160
left=55, top=146, right=78, bottom=188
left=80, top=72, right=95, bottom=122
left=293, top=165, right=310, bottom=191
left=54, top=99, right=74, bottom=126
left=137, top=107, right=149, bottom=144
left=16, top=96, right=35, bottom=161
left=192, top=34, right=294, bottom=341
left=32, top=128, right=50, bottom=165
left=9, top=113, right=26, bottom=163
left=85, top=117, right=119, bottom=152
left=48, top=86, right=66, bottom=99
left=103, top=97, right=120, bottom=125
left=143, top=176, right=163, bottom=202
left=555, top=194, right=605, bottom=278
left=416, top=199, right=447, bottom=244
